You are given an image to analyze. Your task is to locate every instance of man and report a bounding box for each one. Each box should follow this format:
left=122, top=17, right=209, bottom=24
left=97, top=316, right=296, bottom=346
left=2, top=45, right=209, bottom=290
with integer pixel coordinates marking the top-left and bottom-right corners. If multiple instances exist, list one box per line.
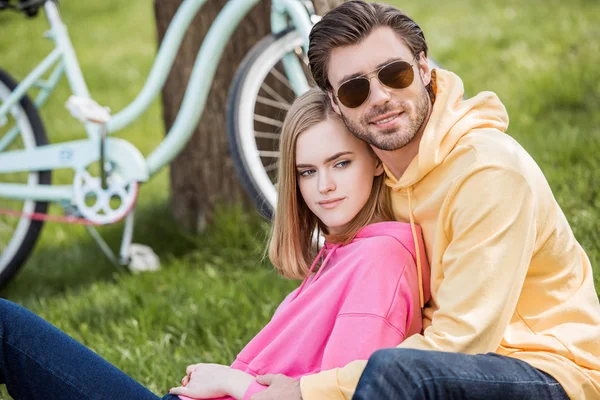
left=252, top=1, right=600, bottom=399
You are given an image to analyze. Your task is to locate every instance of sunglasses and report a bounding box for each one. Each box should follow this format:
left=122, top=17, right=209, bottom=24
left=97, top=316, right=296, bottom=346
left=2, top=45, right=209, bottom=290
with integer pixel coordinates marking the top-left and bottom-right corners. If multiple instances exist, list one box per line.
left=334, top=58, right=417, bottom=108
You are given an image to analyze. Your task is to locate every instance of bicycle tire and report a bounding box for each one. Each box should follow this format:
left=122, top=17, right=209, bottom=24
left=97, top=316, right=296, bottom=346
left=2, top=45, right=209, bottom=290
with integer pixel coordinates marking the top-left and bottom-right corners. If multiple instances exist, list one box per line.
left=0, top=68, right=51, bottom=289
left=227, top=29, right=310, bottom=220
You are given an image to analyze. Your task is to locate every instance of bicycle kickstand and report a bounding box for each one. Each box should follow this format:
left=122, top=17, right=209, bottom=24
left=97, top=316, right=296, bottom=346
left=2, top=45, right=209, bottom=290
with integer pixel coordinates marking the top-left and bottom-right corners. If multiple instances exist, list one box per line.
left=83, top=210, right=160, bottom=273
left=118, top=210, right=161, bottom=273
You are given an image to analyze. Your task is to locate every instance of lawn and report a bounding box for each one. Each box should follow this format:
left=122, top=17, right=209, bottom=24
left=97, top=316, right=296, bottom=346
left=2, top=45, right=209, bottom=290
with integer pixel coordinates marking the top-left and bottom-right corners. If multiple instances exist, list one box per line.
left=0, top=0, right=598, bottom=397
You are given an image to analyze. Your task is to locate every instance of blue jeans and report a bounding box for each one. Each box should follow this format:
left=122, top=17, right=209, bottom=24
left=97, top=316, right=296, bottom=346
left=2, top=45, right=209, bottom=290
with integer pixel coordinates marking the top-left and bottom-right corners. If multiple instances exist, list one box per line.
left=0, top=299, right=180, bottom=400
left=353, top=348, right=569, bottom=400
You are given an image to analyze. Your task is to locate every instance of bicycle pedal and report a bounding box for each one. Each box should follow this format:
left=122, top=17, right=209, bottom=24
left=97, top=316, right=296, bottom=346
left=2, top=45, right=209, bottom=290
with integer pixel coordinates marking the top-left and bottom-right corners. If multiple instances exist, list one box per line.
left=65, top=96, right=111, bottom=124
left=127, top=244, right=160, bottom=273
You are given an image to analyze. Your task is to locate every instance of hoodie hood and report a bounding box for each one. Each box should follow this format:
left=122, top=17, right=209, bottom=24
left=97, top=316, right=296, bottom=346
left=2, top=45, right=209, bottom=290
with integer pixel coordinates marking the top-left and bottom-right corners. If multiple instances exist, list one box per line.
left=299, top=222, right=431, bottom=307
left=350, top=222, right=431, bottom=308
left=336, top=221, right=423, bottom=264
left=385, top=68, right=510, bottom=188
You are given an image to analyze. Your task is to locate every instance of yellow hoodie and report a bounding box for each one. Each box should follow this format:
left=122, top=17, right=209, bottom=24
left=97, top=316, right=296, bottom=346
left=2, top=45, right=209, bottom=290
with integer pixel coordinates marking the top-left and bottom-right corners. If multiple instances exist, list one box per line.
left=300, top=69, right=600, bottom=399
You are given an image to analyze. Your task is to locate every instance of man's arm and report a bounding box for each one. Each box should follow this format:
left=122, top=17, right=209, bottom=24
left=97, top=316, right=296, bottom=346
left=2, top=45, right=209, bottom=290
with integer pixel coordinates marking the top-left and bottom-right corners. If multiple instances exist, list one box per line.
left=399, top=166, right=536, bottom=353
left=298, top=166, right=537, bottom=400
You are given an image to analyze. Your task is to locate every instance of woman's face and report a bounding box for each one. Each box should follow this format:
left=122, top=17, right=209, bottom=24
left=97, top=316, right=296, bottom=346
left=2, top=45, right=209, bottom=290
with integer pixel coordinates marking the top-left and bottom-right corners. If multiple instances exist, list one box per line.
left=295, top=116, right=383, bottom=234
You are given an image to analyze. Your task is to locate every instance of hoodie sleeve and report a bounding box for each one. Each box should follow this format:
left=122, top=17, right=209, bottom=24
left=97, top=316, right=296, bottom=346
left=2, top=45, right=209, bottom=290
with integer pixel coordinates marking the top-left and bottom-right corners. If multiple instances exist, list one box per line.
left=300, top=166, right=536, bottom=400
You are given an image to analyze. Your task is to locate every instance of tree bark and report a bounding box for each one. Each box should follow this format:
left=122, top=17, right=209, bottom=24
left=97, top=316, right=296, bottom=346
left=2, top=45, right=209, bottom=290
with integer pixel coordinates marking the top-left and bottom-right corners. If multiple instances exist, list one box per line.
left=154, top=0, right=271, bottom=232
left=312, top=0, right=345, bottom=15
left=154, top=0, right=345, bottom=233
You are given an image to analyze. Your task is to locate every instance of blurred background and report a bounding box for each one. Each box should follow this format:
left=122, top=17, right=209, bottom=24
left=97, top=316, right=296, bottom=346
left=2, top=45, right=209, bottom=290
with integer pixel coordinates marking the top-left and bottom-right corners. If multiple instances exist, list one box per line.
left=0, top=0, right=598, bottom=396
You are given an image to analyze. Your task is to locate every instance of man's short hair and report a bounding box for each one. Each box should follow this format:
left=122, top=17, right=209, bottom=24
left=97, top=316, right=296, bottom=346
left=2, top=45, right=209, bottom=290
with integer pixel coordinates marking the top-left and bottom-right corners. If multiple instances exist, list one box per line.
left=308, top=0, right=428, bottom=92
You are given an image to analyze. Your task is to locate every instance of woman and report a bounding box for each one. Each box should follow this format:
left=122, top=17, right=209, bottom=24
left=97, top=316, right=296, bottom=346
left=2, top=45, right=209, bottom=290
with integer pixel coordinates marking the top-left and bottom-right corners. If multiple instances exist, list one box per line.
left=0, top=89, right=429, bottom=400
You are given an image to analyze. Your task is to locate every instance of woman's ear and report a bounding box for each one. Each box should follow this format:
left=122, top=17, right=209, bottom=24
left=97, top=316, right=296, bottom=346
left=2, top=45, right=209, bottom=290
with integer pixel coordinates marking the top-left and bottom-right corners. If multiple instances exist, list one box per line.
left=374, top=159, right=385, bottom=177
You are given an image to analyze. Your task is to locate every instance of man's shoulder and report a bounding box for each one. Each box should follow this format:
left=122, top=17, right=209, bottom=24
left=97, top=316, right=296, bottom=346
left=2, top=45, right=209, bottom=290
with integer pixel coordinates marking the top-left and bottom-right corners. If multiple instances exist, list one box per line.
left=453, top=129, right=539, bottom=175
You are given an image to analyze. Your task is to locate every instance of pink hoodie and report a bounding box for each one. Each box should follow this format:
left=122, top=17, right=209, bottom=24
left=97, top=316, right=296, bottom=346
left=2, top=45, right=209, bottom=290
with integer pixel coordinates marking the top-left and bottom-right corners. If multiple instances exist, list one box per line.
left=181, top=221, right=430, bottom=400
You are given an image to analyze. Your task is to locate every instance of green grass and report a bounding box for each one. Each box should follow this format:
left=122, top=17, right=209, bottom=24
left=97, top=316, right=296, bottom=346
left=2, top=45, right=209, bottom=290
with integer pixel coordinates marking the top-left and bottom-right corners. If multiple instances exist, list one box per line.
left=0, top=0, right=598, bottom=397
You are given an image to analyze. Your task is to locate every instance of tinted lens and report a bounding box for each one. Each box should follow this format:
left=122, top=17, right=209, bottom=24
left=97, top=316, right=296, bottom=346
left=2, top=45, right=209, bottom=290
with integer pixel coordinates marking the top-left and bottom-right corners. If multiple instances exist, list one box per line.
left=378, top=61, right=414, bottom=89
left=337, top=78, right=370, bottom=108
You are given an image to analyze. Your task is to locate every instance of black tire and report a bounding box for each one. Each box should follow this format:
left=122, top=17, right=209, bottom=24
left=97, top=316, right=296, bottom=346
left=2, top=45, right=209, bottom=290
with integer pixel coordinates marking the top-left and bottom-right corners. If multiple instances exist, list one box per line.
left=227, top=29, right=310, bottom=220
left=0, top=68, right=51, bottom=289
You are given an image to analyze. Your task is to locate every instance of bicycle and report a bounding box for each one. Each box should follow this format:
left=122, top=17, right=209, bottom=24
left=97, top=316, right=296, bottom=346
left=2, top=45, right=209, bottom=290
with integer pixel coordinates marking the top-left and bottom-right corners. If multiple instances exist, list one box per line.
left=0, top=0, right=317, bottom=288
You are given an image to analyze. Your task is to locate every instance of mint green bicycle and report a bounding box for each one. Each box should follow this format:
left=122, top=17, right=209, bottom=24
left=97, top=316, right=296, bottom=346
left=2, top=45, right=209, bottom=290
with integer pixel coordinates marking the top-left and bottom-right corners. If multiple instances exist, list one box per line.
left=0, top=0, right=316, bottom=288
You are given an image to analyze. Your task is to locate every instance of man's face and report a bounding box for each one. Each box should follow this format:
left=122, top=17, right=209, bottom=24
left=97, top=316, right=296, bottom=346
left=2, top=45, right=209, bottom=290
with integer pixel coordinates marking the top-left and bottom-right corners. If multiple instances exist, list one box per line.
left=327, top=27, right=432, bottom=151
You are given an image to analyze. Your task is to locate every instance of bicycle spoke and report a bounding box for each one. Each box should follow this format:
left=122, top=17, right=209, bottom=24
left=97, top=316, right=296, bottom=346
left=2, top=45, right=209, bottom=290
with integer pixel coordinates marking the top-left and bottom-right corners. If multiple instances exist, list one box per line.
left=269, top=68, right=294, bottom=92
left=260, top=82, right=288, bottom=104
left=264, top=161, right=279, bottom=172
left=254, top=131, right=280, bottom=140
left=259, top=150, right=280, bottom=158
left=253, top=114, right=283, bottom=128
left=256, top=95, right=290, bottom=111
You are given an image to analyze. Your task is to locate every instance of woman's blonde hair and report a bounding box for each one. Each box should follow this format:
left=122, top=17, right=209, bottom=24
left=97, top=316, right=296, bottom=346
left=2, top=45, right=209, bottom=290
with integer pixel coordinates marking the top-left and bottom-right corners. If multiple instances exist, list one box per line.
left=268, top=88, right=394, bottom=280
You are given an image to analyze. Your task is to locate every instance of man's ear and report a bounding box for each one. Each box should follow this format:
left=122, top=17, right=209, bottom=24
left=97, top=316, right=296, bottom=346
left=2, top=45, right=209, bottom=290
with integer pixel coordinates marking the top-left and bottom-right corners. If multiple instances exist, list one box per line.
left=417, top=51, right=431, bottom=86
left=327, top=90, right=341, bottom=115
left=374, top=159, right=385, bottom=177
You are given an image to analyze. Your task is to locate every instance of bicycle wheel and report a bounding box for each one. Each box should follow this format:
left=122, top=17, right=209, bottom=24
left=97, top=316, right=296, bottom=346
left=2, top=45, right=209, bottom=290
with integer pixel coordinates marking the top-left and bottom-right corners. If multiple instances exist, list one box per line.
left=227, top=29, right=311, bottom=220
left=0, top=68, right=51, bottom=289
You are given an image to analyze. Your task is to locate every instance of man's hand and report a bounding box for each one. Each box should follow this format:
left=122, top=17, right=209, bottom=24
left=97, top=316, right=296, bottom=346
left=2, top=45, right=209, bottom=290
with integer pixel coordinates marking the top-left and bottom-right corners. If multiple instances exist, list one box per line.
left=250, top=374, right=302, bottom=400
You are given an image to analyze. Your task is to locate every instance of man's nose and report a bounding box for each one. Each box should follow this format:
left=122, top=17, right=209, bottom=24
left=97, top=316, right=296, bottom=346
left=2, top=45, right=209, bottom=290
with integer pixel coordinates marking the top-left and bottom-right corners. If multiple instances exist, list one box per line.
left=367, top=77, right=392, bottom=108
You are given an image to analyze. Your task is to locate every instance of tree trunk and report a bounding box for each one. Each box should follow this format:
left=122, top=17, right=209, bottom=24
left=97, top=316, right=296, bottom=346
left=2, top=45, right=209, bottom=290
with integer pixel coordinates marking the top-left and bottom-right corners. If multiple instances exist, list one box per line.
left=312, top=0, right=345, bottom=15
left=154, top=0, right=271, bottom=232
left=154, top=0, right=345, bottom=233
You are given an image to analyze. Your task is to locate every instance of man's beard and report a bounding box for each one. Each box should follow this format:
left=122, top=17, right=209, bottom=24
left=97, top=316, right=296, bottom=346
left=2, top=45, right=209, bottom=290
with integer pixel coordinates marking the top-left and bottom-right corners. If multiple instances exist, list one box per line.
left=340, top=84, right=431, bottom=151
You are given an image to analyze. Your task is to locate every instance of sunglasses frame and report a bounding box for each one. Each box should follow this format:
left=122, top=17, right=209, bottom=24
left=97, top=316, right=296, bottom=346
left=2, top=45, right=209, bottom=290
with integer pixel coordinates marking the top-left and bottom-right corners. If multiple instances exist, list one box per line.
left=334, top=55, right=419, bottom=108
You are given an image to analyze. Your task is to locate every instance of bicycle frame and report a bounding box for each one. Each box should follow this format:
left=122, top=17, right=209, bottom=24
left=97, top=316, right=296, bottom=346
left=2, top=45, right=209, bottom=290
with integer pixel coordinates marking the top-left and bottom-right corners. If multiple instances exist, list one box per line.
left=0, top=0, right=313, bottom=203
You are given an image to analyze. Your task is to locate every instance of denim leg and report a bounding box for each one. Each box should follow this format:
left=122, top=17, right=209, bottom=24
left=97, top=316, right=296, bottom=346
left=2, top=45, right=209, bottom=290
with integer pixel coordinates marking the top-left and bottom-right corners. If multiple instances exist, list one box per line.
left=353, top=348, right=570, bottom=400
left=0, top=298, right=162, bottom=400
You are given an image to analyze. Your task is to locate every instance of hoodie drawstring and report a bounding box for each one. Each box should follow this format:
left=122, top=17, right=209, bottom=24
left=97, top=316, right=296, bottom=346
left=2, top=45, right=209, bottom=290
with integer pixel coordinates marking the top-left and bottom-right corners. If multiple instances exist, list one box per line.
left=407, top=186, right=425, bottom=308
left=291, top=243, right=341, bottom=302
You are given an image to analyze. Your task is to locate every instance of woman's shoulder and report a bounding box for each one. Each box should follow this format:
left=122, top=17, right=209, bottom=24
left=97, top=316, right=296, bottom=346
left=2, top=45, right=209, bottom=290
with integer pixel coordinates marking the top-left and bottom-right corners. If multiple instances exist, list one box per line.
left=336, top=224, right=416, bottom=272
left=350, top=221, right=416, bottom=254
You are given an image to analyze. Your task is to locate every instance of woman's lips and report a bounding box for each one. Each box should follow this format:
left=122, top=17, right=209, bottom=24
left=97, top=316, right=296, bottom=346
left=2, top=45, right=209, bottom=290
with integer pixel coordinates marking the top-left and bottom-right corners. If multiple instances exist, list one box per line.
left=317, top=198, right=345, bottom=209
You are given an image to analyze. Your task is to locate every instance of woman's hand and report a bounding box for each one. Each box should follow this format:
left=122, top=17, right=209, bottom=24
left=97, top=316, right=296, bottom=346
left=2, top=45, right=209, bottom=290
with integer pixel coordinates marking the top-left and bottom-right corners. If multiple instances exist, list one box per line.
left=180, top=363, right=202, bottom=388
left=170, top=363, right=254, bottom=400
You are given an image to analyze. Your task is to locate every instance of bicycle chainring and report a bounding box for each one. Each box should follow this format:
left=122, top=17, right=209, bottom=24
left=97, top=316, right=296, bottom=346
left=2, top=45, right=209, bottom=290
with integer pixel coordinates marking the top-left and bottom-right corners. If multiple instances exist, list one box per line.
left=72, top=169, right=138, bottom=225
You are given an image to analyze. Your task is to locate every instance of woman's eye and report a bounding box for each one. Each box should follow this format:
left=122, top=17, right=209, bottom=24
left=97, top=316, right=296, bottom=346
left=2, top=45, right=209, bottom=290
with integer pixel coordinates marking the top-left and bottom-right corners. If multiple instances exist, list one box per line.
left=299, top=169, right=315, bottom=177
left=334, top=160, right=351, bottom=168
